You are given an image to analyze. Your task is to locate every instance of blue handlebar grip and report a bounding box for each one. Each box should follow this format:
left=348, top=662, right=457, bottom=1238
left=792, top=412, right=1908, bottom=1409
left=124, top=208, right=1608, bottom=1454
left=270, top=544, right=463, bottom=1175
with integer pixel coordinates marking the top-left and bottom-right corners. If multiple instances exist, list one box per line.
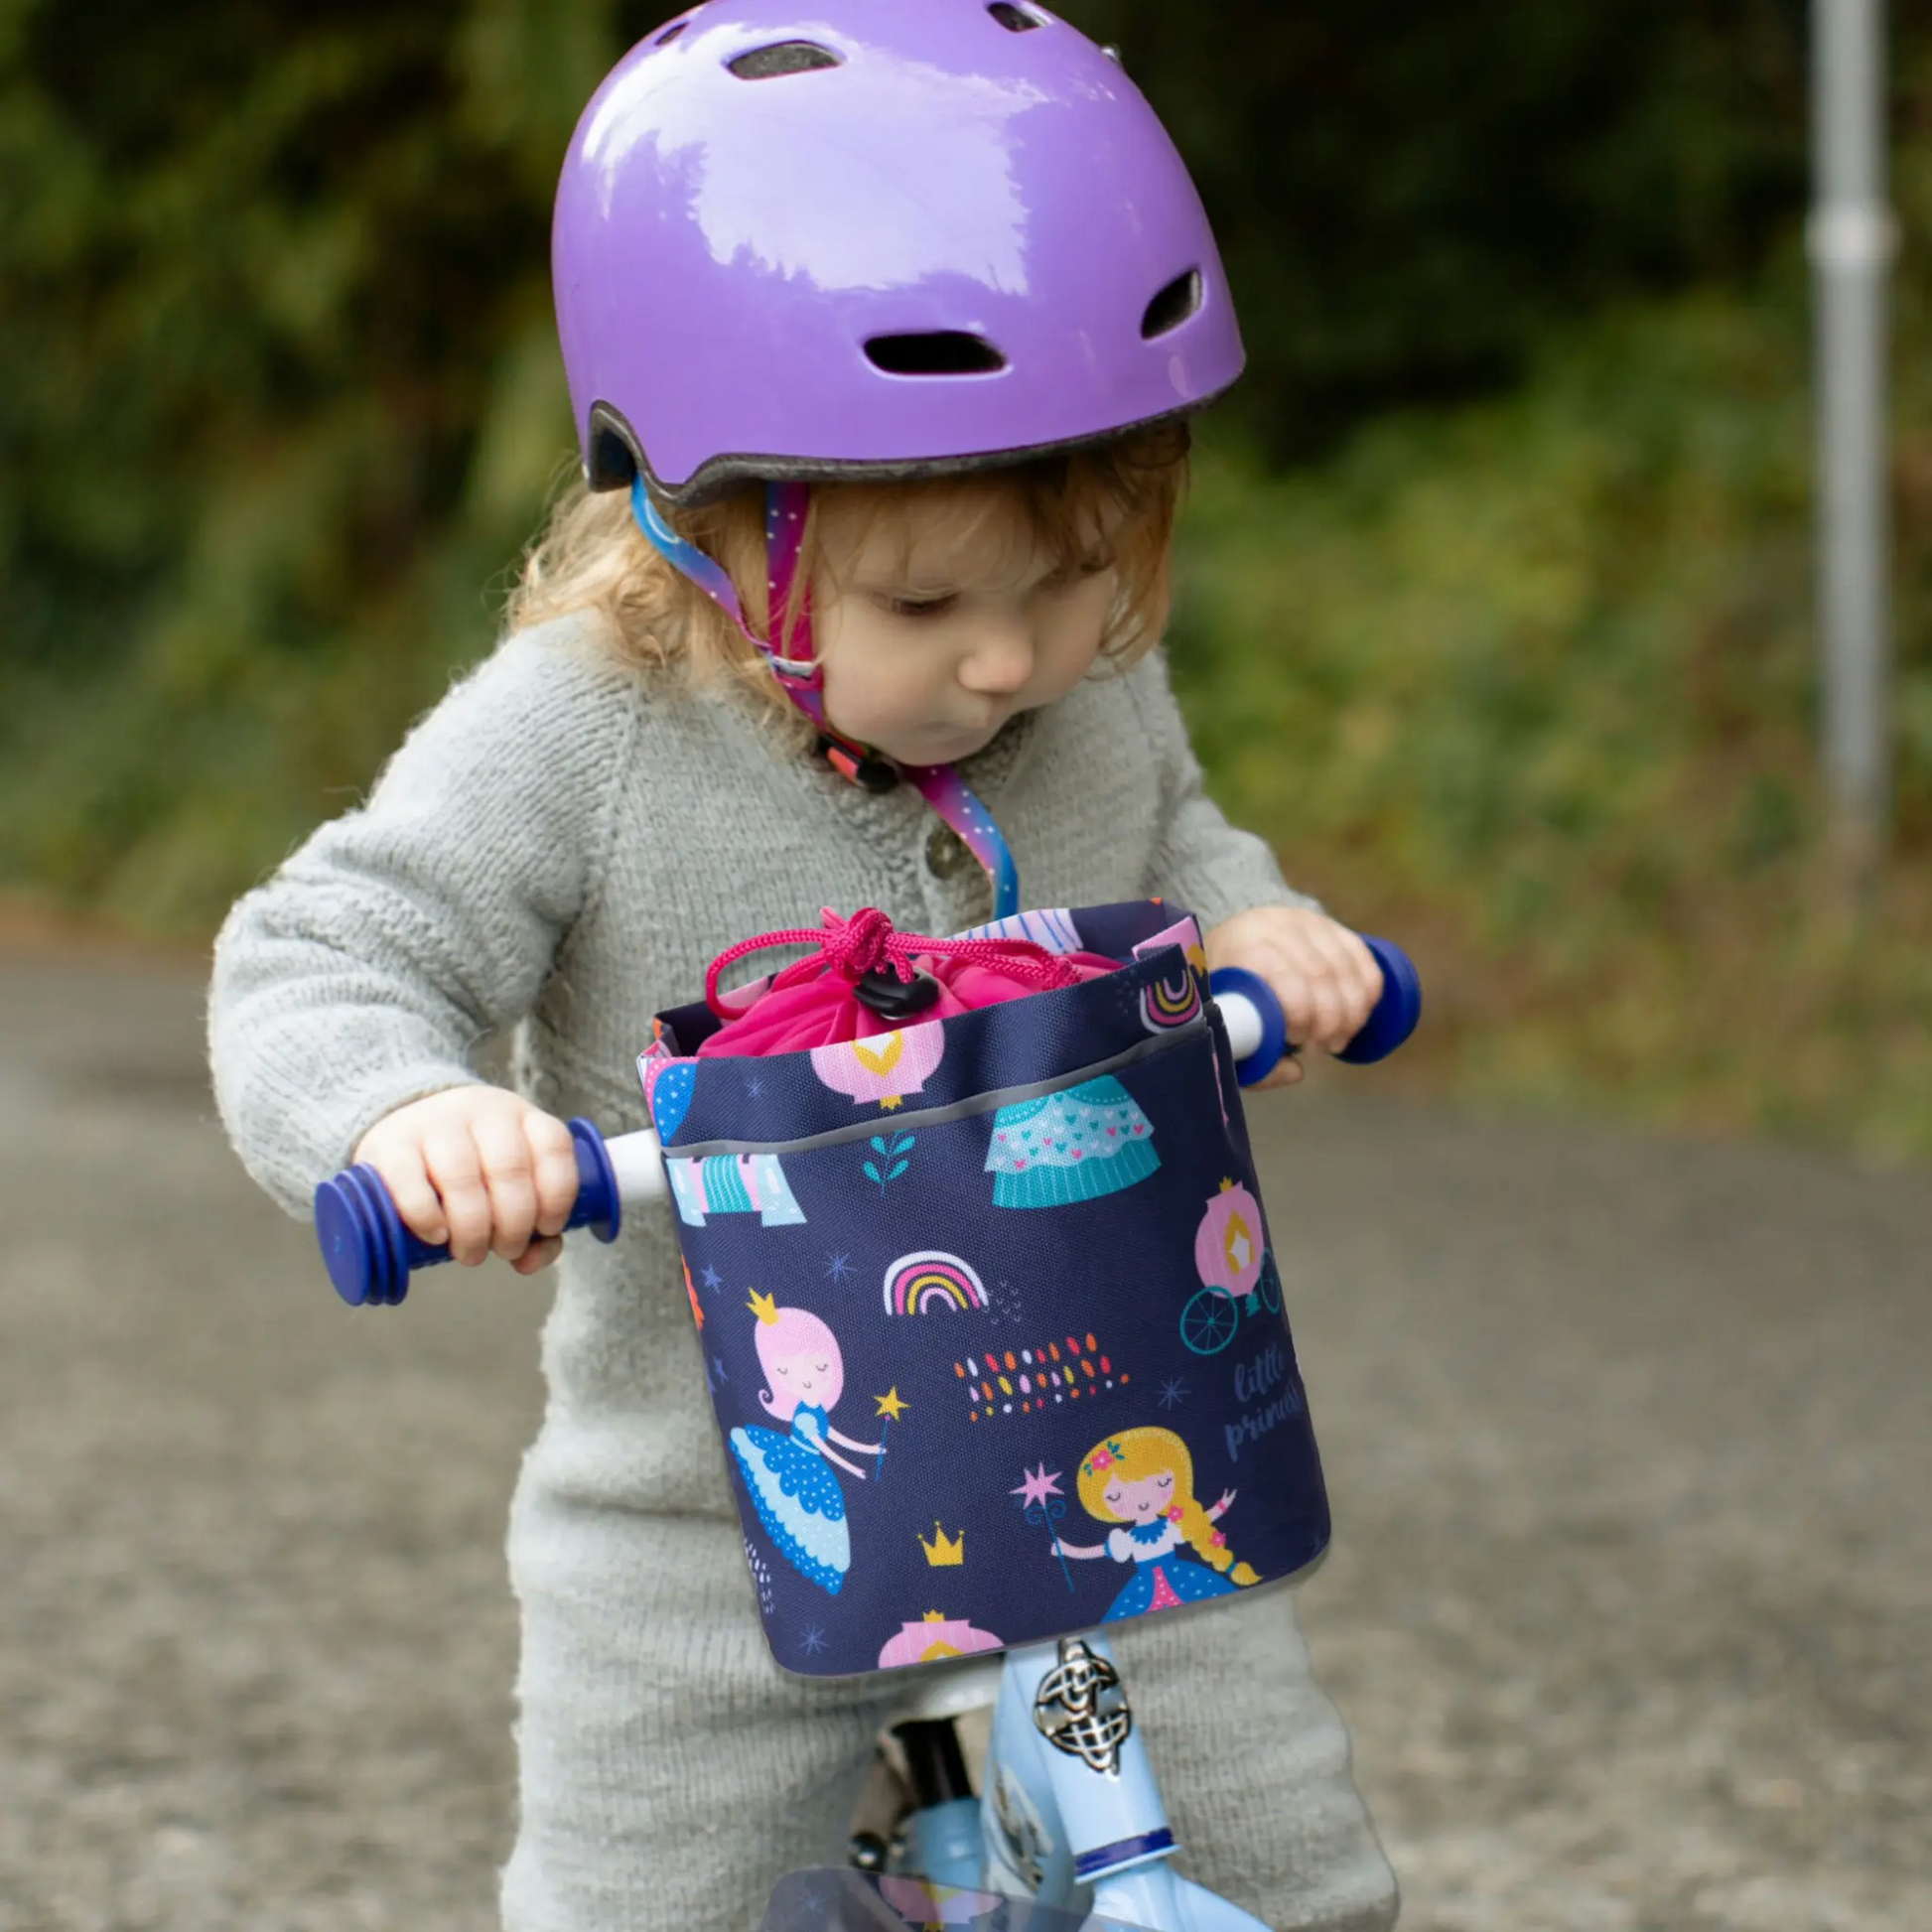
left=1208, top=935, right=1421, bottom=1085
left=315, top=1116, right=621, bottom=1308
left=1336, top=935, right=1423, bottom=1065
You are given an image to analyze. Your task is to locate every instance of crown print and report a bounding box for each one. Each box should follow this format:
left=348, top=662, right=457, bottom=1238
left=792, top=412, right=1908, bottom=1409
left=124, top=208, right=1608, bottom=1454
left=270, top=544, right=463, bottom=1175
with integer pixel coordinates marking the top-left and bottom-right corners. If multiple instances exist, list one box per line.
left=920, top=1521, right=965, bottom=1568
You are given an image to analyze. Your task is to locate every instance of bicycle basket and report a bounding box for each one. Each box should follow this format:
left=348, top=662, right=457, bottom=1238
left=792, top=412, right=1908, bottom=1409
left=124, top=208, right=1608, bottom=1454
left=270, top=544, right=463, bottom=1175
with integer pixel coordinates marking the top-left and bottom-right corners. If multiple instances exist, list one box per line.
left=644, top=902, right=1329, bottom=1679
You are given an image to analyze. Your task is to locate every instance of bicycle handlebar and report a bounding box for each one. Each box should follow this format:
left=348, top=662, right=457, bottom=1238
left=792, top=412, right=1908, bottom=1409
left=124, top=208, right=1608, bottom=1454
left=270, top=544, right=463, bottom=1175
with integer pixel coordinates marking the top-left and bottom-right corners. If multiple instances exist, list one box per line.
left=315, top=936, right=1420, bottom=1308
left=314, top=1116, right=638, bottom=1308
left=1208, top=932, right=1420, bottom=1083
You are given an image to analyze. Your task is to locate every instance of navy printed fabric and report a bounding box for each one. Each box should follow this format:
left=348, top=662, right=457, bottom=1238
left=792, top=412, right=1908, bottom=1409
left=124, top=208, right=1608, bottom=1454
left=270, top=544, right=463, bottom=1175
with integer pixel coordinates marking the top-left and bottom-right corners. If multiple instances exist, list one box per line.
left=646, top=903, right=1330, bottom=1680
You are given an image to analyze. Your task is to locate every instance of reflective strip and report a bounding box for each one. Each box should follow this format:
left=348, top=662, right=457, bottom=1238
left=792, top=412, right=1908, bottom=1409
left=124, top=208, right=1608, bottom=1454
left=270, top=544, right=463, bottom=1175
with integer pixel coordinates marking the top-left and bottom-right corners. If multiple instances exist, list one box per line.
left=668, top=1013, right=1204, bottom=1160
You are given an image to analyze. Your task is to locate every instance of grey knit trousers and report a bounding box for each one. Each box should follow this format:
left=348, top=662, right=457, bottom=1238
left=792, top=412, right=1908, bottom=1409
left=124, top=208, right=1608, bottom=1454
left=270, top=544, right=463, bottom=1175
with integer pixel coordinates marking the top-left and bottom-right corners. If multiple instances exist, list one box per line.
left=499, top=1483, right=1399, bottom=1932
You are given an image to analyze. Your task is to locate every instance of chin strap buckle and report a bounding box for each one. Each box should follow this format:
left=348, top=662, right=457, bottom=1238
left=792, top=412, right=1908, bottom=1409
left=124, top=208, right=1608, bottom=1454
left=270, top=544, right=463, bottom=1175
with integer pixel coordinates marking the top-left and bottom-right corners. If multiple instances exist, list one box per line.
left=816, top=729, right=901, bottom=794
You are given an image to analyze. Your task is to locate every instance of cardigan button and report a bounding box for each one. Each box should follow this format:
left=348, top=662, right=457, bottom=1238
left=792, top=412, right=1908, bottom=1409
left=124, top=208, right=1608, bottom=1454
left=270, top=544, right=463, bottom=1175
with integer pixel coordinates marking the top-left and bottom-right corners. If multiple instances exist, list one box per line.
left=925, top=825, right=974, bottom=880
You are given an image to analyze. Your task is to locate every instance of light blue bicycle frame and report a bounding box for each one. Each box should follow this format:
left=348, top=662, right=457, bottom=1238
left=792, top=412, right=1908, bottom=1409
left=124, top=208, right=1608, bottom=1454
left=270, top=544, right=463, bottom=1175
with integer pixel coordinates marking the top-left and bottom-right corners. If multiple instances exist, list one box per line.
left=895, top=1631, right=1272, bottom=1932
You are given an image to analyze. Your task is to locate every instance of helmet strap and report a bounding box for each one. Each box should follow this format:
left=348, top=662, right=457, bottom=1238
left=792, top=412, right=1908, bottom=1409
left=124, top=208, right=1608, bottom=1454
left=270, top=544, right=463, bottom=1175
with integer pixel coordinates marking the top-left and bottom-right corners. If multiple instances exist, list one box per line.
left=629, top=479, right=1020, bottom=920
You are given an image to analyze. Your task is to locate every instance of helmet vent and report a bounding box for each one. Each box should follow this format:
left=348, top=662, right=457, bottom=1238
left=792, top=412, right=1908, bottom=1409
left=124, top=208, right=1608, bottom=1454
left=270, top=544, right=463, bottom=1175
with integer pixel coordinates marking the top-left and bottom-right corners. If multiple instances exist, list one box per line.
left=1141, top=270, right=1203, bottom=341
left=988, top=3, right=1044, bottom=29
left=728, top=41, right=844, bottom=79
left=655, top=20, right=689, bottom=45
left=865, top=333, right=1009, bottom=377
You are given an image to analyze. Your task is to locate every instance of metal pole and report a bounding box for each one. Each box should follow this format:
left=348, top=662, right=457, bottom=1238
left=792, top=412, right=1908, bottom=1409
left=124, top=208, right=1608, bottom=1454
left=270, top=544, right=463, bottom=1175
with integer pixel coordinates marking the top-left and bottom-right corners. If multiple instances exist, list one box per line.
left=1810, top=0, right=1895, bottom=877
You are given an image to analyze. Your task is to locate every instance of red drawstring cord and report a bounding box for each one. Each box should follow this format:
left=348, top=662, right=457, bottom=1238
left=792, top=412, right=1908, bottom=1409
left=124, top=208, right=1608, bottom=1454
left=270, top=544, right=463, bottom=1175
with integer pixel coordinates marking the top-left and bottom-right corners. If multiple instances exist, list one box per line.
left=705, top=906, right=1083, bottom=1018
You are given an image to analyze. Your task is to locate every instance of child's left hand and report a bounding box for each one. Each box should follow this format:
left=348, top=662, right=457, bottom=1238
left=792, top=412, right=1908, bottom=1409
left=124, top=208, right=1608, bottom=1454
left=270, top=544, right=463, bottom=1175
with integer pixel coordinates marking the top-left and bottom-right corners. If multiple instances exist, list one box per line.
left=1204, top=906, right=1385, bottom=1089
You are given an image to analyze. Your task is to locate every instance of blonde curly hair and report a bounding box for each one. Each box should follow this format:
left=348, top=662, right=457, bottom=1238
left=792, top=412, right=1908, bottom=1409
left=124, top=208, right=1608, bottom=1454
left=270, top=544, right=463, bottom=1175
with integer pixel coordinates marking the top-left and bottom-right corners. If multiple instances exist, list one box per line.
left=506, top=424, right=1191, bottom=748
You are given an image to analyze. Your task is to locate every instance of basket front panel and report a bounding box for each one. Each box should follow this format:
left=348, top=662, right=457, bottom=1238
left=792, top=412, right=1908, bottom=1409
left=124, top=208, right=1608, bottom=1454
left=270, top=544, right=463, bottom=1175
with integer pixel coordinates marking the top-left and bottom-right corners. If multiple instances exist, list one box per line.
left=669, top=1007, right=1329, bottom=1680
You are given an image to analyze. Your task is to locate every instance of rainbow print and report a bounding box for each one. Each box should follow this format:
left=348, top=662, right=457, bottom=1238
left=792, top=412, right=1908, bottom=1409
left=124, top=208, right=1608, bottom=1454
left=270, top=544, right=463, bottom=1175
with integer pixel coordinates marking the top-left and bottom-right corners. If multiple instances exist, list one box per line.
left=1139, top=963, right=1202, bottom=1033
left=884, top=1251, right=988, bottom=1316
left=1133, top=915, right=1207, bottom=1034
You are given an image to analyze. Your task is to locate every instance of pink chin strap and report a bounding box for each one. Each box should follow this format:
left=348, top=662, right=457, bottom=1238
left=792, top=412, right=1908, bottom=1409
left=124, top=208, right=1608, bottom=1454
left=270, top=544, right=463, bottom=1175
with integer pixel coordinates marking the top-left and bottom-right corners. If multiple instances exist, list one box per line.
left=630, top=478, right=1021, bottom=920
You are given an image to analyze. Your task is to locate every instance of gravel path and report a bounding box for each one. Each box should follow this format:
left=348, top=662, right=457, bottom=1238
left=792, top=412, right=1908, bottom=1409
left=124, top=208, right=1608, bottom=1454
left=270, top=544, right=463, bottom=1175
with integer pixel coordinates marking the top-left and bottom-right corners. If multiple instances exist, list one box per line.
left=1, top=948, right=1923, bottom=1931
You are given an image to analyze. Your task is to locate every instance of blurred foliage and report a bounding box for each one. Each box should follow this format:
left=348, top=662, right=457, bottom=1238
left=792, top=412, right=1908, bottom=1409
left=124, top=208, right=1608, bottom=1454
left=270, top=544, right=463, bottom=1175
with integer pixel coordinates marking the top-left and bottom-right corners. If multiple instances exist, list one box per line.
left=1172, top=289, right=1932, bottom=1161
left=0, top=0, right=606, bottom=925
left=1071, top=0, right=1807, bottom=453
left=0, top=0, right=1927, bottom=1154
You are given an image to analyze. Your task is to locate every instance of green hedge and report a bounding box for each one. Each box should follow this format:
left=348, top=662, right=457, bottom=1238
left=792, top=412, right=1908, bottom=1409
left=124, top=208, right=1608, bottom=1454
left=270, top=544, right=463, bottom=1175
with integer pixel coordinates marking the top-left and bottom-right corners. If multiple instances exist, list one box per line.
left=5, top=1, right=1927, bottom=1155
left=1172, top=286, right=1931, bottom=1158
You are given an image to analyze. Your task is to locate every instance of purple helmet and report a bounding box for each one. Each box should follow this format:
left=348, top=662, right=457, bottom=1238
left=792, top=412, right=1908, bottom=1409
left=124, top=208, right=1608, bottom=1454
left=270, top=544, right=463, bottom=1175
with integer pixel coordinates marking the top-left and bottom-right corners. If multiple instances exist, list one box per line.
left=553, top=0, right=1245, bottom=505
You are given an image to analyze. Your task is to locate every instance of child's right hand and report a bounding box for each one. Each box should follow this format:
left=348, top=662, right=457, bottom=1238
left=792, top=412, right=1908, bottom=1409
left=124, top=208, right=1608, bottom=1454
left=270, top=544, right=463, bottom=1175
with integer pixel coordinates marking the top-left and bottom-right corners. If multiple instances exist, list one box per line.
left=351, top=1087, right=581, bottom=1276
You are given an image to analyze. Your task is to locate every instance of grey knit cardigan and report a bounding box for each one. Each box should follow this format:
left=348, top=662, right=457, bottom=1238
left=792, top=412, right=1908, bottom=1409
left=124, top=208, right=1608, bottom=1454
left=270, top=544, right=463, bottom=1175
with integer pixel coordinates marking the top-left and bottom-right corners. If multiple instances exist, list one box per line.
left=207, top=621, right=1398, bottom=1932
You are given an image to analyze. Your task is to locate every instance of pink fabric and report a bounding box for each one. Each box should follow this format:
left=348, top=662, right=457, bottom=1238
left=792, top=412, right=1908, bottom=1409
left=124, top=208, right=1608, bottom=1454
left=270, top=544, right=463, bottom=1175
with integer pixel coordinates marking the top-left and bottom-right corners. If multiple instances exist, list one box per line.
left=697, top=906, right=1116, bottom=1060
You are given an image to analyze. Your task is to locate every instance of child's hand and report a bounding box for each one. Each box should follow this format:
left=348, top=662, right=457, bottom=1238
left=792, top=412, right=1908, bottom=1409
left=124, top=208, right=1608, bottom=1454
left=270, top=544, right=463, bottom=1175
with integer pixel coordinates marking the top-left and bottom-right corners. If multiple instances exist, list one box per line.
left=1204, top=906, right=1384, bottom=1090
left=351, top=1087, right=581, bottom=1275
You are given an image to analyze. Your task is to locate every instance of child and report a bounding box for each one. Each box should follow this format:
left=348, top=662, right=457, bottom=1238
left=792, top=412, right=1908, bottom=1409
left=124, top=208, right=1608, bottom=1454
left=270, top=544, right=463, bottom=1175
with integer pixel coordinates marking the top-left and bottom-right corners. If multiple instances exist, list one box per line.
left=208, top=5, right=1399, bottom=1928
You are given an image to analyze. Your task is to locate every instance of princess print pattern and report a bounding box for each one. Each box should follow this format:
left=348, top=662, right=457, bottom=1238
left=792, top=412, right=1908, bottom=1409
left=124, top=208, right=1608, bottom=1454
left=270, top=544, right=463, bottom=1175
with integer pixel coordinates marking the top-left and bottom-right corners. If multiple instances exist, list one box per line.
left=986, top=1076, right=1159, bottom=1209
left=727, top=1291, right=882, bottom=1599
left=810, top=1023, right=946, bottom=1110
left=652, top=902, right=1331, bottom=1678
left=669, top=1152, right=807, bottom=1227
left=1101, top=1519, right=1240, bottom=1622
left=730, top=1406, right=850, bottom=1594
left=1066, top=1425, right=1258, bottom=1628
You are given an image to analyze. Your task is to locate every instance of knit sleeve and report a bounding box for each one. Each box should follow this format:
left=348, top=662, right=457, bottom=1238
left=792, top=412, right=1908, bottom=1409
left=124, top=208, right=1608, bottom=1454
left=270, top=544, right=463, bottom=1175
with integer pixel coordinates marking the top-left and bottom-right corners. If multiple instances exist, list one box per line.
left=207, top=621, right=643, bottom=1218
left=1125, top=647, right=1322, bottom=926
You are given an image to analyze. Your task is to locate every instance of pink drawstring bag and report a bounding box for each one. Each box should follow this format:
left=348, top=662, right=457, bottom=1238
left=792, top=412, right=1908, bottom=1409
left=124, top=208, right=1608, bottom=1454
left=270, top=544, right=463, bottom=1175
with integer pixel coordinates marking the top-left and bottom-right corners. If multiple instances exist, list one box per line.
left=697, top=906, right=1119, bottom=1060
